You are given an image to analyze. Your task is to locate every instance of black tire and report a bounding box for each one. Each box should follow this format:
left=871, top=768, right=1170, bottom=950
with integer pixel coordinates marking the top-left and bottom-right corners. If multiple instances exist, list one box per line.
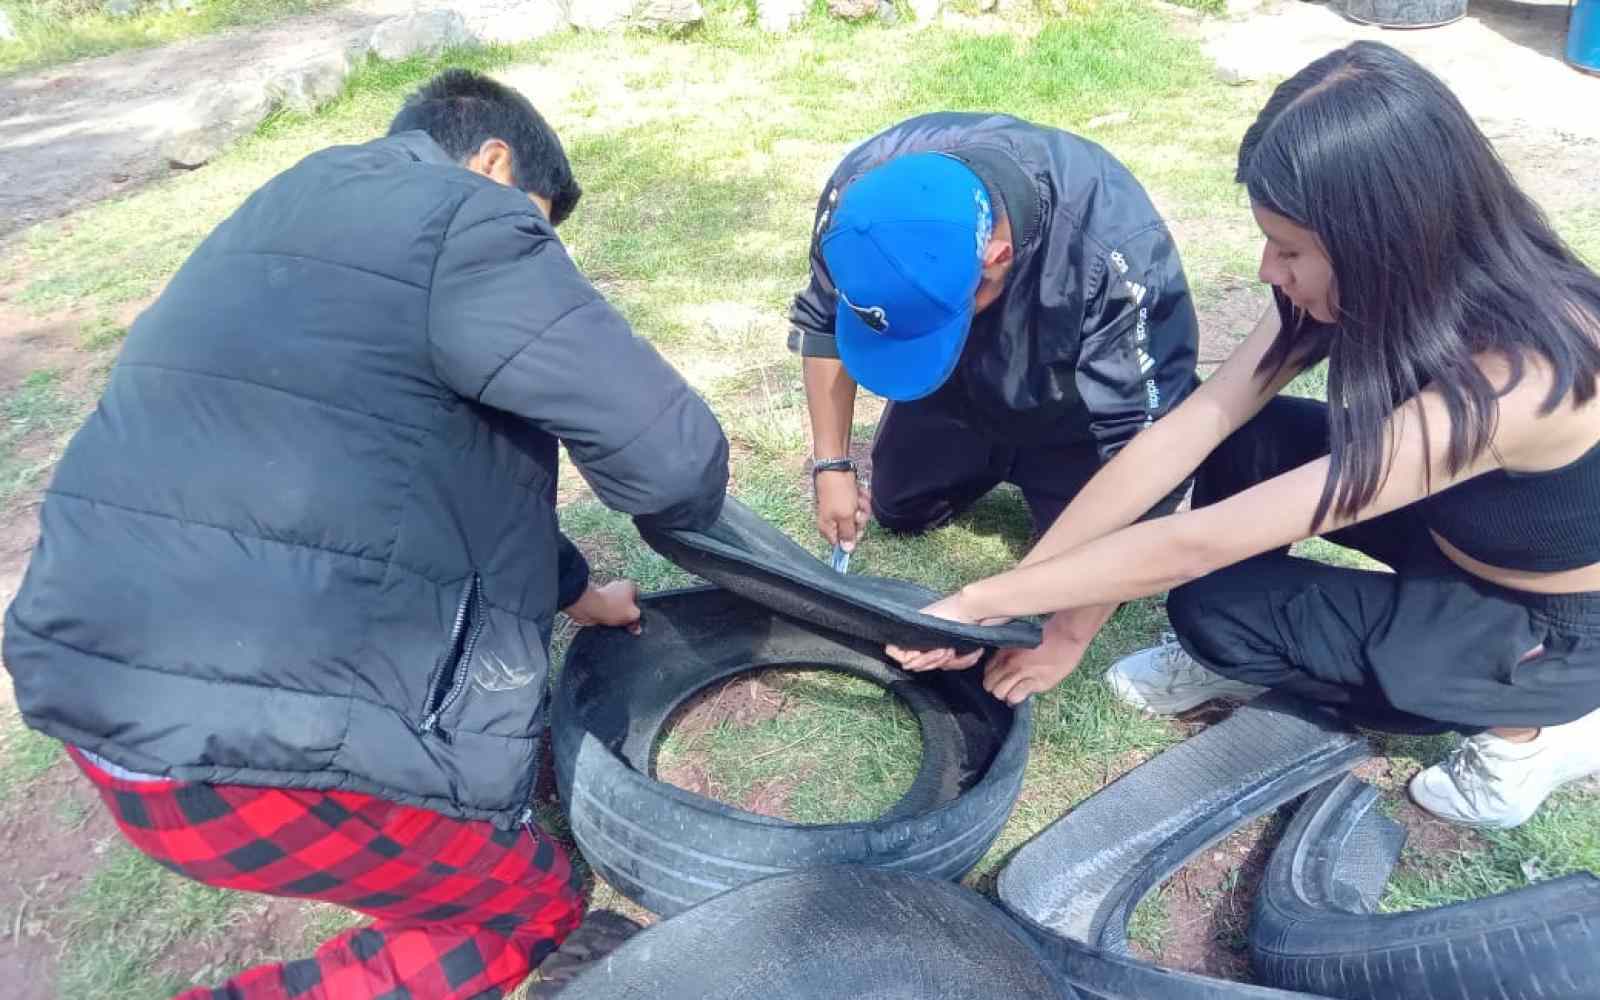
left=998, top=692, right=1369, bottom=953
left=635, top=495, right=1042, bottom=653
left=552, top=587, right=1031, bottom=916
left=1250, top=773, right=1600, bottom=999
left=559, top=867, right=1078, bottom=1000
left=1020, top=926, right=1324, bottom=1000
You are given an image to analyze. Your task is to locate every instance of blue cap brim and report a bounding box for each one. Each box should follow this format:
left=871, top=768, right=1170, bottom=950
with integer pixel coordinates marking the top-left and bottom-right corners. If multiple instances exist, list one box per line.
left=835, top=298, right=974, bottom=402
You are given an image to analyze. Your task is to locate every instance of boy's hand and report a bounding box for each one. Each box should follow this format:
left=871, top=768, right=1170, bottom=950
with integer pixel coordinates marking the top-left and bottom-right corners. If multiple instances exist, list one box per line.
left=816, top=472, right=870, bottom=551
left=564, top=580, right=643, bottom=634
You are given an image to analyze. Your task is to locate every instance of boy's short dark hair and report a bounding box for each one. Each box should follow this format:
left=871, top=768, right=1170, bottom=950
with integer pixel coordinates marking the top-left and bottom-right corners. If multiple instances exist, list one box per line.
left=390, top=69, right=582, bottom=226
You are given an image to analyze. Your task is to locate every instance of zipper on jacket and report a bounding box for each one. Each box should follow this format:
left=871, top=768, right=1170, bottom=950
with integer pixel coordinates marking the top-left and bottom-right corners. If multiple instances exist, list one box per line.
left=421, top=574, right=484, bottom=739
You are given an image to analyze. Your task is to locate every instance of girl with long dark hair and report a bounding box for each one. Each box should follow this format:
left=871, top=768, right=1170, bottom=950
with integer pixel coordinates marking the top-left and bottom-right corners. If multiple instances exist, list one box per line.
left=890, top=41, right=1600, bottom=829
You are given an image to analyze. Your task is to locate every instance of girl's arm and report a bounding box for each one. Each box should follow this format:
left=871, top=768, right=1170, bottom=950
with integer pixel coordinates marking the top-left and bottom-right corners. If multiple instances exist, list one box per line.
left=1020, top=305, right=1297, bottom=568
left=942, top=354, right=1535, bottom=625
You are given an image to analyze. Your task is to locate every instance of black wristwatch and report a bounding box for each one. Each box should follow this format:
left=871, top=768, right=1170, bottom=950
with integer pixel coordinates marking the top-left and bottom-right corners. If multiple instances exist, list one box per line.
left=811, top=457, right=858, bottom=479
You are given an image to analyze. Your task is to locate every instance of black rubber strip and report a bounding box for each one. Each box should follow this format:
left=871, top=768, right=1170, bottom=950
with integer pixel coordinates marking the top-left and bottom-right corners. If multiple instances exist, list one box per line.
left=1251, top=774, right=1600, bottom=999
left=636, top=495, right=1042, bottom=652
left=559, top=867, right=1079, bottom=1000
left=998, top=692, right=1370, bottom=954
left=553, top=587, right=1031, bottom=916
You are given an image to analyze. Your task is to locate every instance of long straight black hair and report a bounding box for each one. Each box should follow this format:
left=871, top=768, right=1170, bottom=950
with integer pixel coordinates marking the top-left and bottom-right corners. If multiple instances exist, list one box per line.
left=1237, top=42, right=1600, bottom=529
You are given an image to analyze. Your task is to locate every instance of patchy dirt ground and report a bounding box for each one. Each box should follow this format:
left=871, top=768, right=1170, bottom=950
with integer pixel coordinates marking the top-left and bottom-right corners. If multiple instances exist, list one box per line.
left=653, top=670, right=818, bottom=819
left=0, top=0, right=414, bottom=239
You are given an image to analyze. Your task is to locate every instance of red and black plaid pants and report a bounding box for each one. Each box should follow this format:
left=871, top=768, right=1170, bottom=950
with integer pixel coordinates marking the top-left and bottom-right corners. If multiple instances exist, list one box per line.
left=69, top=748, right=584, bottom=1000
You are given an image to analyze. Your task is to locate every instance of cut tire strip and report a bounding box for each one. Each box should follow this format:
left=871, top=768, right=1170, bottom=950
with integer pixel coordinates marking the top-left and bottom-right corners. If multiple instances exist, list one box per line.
left=996, top=692, right=1368, bottom=999
left=1250, top=773, right=1600, bottom=999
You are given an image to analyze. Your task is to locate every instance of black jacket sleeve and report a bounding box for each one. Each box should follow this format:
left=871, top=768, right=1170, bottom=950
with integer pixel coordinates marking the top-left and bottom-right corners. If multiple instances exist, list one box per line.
left=555, top=532, right=591, bottom=610
left=786, top=178, right=843, bottom=359
left=428, top=187, right=729, bottom=532
left=1075, top=225, right=1200, bottom=517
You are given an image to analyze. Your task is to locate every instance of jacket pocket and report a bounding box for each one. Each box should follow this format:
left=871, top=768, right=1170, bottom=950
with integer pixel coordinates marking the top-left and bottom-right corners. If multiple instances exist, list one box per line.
left=420, top=573, right=485, bottom=738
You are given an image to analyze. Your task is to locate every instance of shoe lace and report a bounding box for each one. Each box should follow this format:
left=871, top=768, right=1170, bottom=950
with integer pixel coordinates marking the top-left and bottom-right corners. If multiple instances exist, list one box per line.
left=1443, top=738, right=1505, bottom=811
left=1154, top=632, right=1208, bottom=691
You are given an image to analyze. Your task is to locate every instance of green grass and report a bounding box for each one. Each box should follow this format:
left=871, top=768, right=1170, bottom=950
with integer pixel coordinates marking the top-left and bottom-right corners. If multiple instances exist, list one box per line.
left=656, top=669, right=924, bottom=823
left=56, top=845, right=249, bottom=999
left=0, top=368, right=81, bottom=503
left=1127, top=887, right=1171, bottom=955
left=1384, top=789, right=1600, bottom=912
left=0, top=0, right=331, bottom=76
left=0, top=714, right=64, bottom=804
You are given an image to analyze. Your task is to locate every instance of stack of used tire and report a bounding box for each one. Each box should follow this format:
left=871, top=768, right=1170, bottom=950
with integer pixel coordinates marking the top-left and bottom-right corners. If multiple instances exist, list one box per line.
left=552, top=497, right=1600, bottom=999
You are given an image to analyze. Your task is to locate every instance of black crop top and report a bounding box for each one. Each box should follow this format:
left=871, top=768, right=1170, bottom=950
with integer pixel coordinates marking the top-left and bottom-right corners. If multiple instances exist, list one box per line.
left=1424, top=437, right=1600, bottom=572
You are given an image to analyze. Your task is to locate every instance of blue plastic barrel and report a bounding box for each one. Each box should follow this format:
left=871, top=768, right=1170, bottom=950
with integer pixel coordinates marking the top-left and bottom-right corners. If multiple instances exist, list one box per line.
left=1572, top=0, right=1600, bottom=74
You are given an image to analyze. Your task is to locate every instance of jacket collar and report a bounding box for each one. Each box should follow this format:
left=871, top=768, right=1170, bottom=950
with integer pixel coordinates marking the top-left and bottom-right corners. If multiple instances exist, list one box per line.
left=390, top=130, right=458, bottom=168
left=947, top=145, right=1043, bottom=254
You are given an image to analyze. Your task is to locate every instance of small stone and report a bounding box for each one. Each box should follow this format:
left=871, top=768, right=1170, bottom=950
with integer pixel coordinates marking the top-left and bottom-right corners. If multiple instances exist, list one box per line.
left=877, top=0, right=899, bottom=22
left=1214, top=61, right=1258, bottom=85
left=104, top=0, right=138, bottom=16
left=366, top=9, right=476, bottom=62
left=1086, top=111, right=1132, bottom=129
left=756, top=0, right=808, bottom=32
left=0, top=8, right=16, bottom=42
left=828, top=0, right=878, bottom=19
left=907, top=0, right=940, bottom=21
left=1206, top=39, right=1261, bottom=85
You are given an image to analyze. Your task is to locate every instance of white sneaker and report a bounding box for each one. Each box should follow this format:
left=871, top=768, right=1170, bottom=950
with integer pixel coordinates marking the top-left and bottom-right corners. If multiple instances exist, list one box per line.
left=1105, top=633, right=1268, bottom=716
left=1408, top=709, right=1600, bottom=829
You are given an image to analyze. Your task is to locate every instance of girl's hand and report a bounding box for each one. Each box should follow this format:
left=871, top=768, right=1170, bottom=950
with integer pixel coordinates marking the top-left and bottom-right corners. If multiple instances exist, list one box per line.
left=884, top=592, right=1010, bottom=672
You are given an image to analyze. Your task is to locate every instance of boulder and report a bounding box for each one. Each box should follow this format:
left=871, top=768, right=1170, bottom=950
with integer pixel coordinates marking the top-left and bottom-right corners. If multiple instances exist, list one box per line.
left=469, top=0, right=568, bottom=44
left=267, top=51, right=350, bottom=114
left=366, top=9, right=476, bottom=61
left=104, top=0, right=138, bottom=17
left=160, top=78, right=275, bottom=169
left=561, top=0, right=704, bottom=31
left=756, top=0, right=808, bottom=32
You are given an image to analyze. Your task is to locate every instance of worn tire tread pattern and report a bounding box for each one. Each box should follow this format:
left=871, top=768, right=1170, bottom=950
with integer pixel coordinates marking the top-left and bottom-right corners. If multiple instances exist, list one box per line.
left=1250, top=774, right=1600, bottom=1000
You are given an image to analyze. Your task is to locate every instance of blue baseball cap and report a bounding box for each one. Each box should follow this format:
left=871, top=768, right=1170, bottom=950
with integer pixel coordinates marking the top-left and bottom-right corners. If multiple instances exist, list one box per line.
left=820, top=153, right=993, bottom=402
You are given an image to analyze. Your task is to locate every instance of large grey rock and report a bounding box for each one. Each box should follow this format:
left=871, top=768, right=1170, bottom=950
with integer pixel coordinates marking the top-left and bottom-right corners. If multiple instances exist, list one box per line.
left=366, top=9, right=476, bottom=61
left=827, top=0, right=877, bottom=18
left=160, top=78, right=275, bottom=169
left=267, top=51, right=350, bottom=113
left=469, top=0, right=567, bottom=43
left=561, top=0, right=703, bottom=30
left=105, top=0, right=138, bottom=17
left=756, top=0, right=808, bottom=32
left=0, top=8, right=16, bottom=42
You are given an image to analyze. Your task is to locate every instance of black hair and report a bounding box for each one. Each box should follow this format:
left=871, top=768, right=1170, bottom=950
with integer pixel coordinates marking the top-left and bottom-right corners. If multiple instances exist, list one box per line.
left=1238, top=41, right=1600, bottom=529
left=390, top=68, right=581, bottom=226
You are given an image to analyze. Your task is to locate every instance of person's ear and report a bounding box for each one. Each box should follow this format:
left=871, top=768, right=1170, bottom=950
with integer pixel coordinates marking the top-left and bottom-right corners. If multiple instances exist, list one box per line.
left=465, top=139, right=517, bottom=188
left=982, top=238, right=1014, bottom=275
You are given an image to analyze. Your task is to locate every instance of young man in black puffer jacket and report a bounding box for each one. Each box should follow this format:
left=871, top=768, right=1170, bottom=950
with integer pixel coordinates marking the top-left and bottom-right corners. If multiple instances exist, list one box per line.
left=3, top=70, right=726, bottom=999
